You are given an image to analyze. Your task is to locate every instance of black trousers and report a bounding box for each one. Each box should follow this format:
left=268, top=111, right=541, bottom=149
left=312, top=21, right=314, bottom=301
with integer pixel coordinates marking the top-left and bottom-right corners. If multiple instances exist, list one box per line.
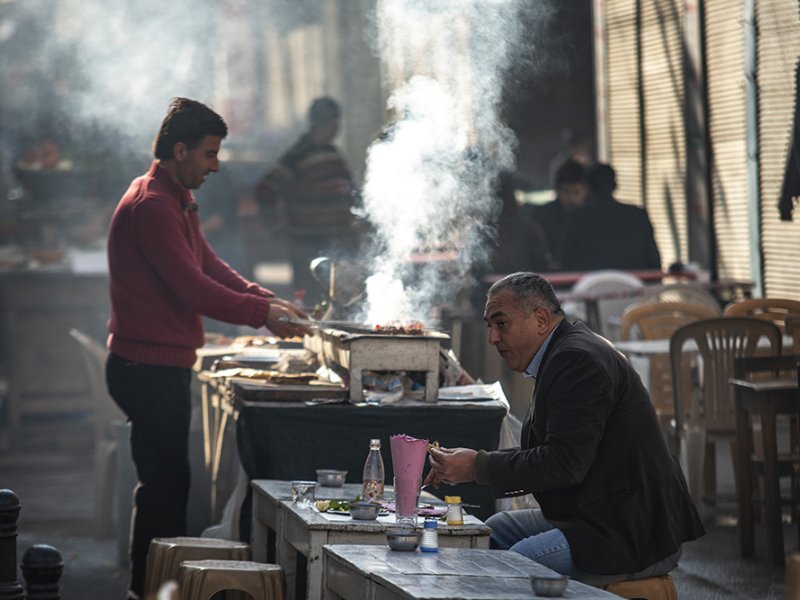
left=106, top=353, right=191, bottom=598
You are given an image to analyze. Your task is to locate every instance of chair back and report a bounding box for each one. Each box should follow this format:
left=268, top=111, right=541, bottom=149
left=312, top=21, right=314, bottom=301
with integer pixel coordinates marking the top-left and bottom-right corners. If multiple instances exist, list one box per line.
left=69, top=328, right=125, bottom=442
left=621, top=301, right=718, bottom=341
left=568, top=270, right=645, bottom=340
left=638, top=282, right=722, bottom=315
left=669, top=317, right=782, bottom=439
left=723, top=298, right=800, bottom=333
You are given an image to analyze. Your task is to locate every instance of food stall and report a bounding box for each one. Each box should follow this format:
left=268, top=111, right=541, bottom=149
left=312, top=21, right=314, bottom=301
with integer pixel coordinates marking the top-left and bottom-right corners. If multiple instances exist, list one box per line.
left=194, top=325, right=509, bottom=538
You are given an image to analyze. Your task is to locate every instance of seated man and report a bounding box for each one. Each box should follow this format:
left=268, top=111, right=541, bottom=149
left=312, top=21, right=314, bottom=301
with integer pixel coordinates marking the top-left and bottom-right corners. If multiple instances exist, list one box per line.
left=427, top=272, right=704, bottom=585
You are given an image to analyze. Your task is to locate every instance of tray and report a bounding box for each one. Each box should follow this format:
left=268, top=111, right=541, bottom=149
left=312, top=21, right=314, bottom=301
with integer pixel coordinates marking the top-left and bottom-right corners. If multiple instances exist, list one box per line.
left=232, top=379, right=347, bottom=402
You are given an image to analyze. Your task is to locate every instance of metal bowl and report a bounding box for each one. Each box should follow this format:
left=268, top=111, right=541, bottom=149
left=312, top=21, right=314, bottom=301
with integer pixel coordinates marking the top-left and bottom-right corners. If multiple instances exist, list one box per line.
left=530, top=574, right=569, bottom=597
left=349, top=501, right=381, bottom=520
left=386, top=528, right=421, bottom=551
left=316, top=469, right=347, bottom=487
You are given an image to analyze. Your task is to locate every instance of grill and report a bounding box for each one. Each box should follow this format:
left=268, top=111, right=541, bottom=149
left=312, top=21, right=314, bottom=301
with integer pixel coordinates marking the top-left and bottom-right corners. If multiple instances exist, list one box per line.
left=305, top=327, right=450, bottom=402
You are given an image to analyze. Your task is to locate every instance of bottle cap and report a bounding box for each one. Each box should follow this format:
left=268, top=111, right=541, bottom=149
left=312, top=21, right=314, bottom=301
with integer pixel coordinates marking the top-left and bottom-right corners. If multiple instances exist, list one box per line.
left=369, top=438, right=381, bottom=447
left=444, top=496, right=461, bottom=503
left=423, top=519, right=438, bottom=528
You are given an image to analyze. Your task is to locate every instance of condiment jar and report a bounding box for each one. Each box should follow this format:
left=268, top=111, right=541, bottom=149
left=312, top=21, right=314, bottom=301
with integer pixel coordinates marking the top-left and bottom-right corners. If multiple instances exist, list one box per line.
left=420, top=519, right=439, bottom=552
left=445, top=495, right=464, bottom=526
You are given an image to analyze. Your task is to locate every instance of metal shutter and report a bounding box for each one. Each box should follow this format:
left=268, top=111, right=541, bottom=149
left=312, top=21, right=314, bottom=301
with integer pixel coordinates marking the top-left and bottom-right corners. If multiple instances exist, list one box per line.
left=604, top=0, right=644, bottom=207
left=756, top=0, right=800, bottom=299
left=639, top=0, right=687, bottom=268
left=704, top=1, right=753, bottom=282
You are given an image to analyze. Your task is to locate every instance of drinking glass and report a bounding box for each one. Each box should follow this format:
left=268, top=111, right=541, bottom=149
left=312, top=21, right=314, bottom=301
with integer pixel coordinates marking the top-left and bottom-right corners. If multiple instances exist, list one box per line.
left=291, top=480, right=317, bottom=507
left=393, top=476, right=420, bottom=525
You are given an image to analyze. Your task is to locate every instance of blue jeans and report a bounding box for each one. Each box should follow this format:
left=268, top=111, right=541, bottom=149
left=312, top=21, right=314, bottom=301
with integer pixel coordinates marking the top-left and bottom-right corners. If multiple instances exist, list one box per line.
left=486, top=509, right=681, bottom=586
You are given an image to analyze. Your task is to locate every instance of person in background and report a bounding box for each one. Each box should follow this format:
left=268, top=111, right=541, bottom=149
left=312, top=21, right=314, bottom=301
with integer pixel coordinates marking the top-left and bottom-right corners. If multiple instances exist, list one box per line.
left=524, top=159, right=589, bottom=269
left=105, top=97, right=308, bottom=600
left=426, top=272, right=704, bottom=585
left=490, top=171, right=555, bottom=274
left=256, top=97, right=358, bottom=301
left=560, top=163, right=661, bottom=271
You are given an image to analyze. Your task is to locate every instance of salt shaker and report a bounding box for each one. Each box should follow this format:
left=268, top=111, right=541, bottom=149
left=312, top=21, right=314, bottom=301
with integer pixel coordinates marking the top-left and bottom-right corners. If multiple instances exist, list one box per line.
left=445, top=495, right=464, bottom=526
left=420, top=518, right=439, bottom=552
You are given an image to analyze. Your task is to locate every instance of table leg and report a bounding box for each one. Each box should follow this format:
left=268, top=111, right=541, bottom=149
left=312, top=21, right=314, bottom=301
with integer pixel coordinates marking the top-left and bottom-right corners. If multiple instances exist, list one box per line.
left=276, top=511, right=298, bottom=600
left=736, top=397, right=754, bottom=557
left=251, top=493, right=268, bottom=563
left=761, top=401, right=785, bottom=566
left=201, top=382, right=212, bottom=469
left=210, top=409, right=229, bottom=522
left=306, top=530, right=327, bottom=600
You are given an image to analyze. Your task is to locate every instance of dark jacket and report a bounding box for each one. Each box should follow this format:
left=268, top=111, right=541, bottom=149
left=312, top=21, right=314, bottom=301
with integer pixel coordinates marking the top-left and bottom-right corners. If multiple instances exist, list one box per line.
left=475, top=320, right=704, bottom=575
left=525, top=199, right=571, bottom=269
left=561, top=196, right=661, bottom=271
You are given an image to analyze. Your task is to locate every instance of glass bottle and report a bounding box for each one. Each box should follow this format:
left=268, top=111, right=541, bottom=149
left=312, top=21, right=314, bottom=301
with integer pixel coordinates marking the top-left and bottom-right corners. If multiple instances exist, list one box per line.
left=445, top=495, right=464, bottom=526
left=361, top=438, right=385, bottom=501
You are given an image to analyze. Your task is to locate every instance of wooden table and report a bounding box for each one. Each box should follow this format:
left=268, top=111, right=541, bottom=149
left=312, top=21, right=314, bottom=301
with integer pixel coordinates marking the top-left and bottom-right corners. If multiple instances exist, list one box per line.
left=323, top=544, right=619, bottom=600
left=731, top=375, right=799, bottom=565
left=251, top=480, right=490, bottom=600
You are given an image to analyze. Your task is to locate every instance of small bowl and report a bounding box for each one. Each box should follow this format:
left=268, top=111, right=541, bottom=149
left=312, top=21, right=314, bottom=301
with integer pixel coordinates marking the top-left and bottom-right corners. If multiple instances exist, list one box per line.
left=530, top=574, right=569, bottom=597
left=386, top=528, right=421, bottom=551
left=316, top=469, right=347, bottom=487
left=349, top=501, right=381, bottom=520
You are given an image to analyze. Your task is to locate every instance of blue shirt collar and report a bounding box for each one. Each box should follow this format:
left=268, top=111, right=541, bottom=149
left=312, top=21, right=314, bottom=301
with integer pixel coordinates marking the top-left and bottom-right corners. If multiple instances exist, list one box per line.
left=523, top=325, right=558, bottom=379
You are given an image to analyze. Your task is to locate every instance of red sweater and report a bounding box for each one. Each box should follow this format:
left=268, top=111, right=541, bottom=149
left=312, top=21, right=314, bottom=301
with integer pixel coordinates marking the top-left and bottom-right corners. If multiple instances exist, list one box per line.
left=107, top=161, right=272, bottom=367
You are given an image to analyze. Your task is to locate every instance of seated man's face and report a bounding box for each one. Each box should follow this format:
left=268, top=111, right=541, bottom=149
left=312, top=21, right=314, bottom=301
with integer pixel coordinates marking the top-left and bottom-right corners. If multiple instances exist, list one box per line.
left=483, top=289, right=543, bottom=372
left=557, top=182, right=588, bottom=210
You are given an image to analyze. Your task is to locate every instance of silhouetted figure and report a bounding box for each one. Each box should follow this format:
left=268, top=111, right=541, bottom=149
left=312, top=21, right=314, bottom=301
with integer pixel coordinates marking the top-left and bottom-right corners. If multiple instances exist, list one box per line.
left=561, top=163, right=661, bottom=271
left=256, top=97, right=358, bottom=299
left=525, top=159, right=589, bottom=269
left=490, top=173, right=554, bottom=274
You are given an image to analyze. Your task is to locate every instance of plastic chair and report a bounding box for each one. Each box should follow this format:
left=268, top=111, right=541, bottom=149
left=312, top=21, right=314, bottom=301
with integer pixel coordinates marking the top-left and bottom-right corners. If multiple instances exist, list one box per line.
left=637, top=282, right=722, bottom=315
left=144, top=537, right=251, bottom=598
left=178, top=559, right=285, bottom=600
left=564, top=270, right=645, bottom=340
left=669, top=317, right=782, bottom=507
left=620, top=302, right=718, bottom=447
left=724, top=298, right=800, bottom=336
left=601, top=574, right=677, bottom=599
left=69, top=328, right=126, bottom=538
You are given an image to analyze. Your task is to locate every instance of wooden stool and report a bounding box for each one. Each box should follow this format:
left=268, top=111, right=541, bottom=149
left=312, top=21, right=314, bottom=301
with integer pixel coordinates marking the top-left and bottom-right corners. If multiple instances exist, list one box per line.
left=144, top=537, right=251, bottom=598
left=178, top=559, right=285, bottom=600
left=601, top=574, right=677, bottom=600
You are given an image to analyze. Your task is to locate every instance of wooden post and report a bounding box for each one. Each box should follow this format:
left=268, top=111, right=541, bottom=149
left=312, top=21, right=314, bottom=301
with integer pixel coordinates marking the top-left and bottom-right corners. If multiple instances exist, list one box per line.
left=0, top=489, right=23, bottom=600
left=20, top=545, right=62, bottom=600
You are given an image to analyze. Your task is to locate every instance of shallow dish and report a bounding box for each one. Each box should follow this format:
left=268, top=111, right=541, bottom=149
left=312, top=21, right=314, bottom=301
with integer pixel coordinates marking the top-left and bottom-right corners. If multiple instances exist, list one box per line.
left=316, top=469, right=347, bottom=487
left=386, top=528, right=421, bottom=551
left=349, top=500, right=381, bottom=520
left=530, top=574, right=569, bottom=597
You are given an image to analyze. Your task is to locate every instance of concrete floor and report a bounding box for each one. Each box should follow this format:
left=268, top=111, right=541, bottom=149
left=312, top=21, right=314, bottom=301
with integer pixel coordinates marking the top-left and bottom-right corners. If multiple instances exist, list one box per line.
left=0, top=428, right=793, bottom=599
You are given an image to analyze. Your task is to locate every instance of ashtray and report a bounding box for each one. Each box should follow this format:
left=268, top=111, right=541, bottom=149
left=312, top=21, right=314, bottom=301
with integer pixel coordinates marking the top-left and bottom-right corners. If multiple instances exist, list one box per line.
left=316, top=469, right=347, bottom=487
left=386, top=528, right=420, bottom=551
left=530, top=574, right=569, bottom=597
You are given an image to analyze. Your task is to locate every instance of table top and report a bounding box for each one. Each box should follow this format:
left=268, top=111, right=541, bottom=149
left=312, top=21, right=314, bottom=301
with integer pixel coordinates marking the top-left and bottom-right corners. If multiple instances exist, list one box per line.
left=253, top=480, right=489, bottom=536
left=324, top=545, right=618, bottom=599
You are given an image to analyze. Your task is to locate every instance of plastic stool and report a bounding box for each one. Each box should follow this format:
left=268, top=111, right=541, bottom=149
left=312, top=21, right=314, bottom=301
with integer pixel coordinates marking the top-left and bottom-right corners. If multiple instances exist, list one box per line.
left=601, top=574, right=677, bottom=600
left=178, top=560, right=285, bottom=600
left=144, top=537, right=251, bottom=598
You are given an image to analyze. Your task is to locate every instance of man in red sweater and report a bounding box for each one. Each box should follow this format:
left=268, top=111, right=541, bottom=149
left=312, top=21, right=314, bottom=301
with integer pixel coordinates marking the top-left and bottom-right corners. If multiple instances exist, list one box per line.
left=106, top=97, right=308, bottom=599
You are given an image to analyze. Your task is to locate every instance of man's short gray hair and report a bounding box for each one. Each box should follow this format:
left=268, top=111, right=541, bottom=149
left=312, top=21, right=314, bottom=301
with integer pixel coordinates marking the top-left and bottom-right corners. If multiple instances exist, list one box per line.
left=487, top=272, right=564, bottom=316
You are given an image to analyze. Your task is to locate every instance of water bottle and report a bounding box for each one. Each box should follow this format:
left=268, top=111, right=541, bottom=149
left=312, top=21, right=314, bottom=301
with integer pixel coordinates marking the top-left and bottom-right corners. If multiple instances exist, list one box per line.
left=362, top=438, right=385, bottom=501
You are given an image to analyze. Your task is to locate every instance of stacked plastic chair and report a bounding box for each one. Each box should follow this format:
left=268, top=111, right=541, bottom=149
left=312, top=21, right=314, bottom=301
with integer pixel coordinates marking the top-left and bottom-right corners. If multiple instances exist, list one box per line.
left=178, top=559, right=285, bottom=600
left=143, top=537, right=251, bottom=598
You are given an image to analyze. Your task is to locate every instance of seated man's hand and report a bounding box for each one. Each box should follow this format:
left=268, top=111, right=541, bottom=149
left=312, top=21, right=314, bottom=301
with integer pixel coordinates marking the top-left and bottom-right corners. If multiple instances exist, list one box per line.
left=426, top=447, right=477, bottom=486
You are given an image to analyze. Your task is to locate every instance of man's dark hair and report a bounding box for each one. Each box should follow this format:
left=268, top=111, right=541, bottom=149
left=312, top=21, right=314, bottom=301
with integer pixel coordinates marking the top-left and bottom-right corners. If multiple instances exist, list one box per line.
left=554, top=159, right=588, bottom=188
left=308, top=97, right=341, bottom=129
left=152, top=98, right=228, bottom=160
left=588, top=163, right=617, bottom=196
left=488, top=272, right=564, bottom=316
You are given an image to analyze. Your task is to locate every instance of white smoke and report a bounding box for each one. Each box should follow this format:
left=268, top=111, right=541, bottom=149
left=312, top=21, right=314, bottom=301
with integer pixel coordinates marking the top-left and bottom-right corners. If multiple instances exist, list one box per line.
left=361, top=0, right=530, bottom=325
